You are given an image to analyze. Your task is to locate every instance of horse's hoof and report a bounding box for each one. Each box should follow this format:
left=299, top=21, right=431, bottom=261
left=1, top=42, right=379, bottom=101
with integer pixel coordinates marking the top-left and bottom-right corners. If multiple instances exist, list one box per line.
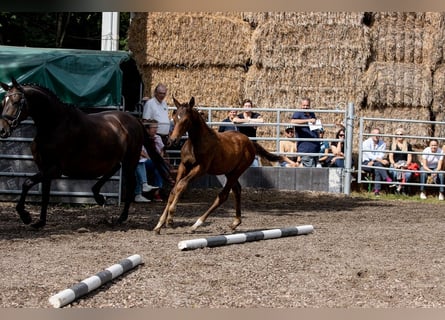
left=94, top=194, right=106, bottom=206
left=18, top=211, right=32, bottom=225
left=153, top=227, right=161, bottom=235
left=30, top=220, right=45, bottom=229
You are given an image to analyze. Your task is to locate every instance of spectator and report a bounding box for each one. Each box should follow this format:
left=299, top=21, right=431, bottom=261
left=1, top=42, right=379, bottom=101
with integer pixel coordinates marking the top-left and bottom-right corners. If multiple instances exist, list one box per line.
left=328, top=128, right=347, bottom=168
left=142, top=83, right=170, bottom=146
left=143, top=119, right=167, bottom=202
left=290, top=97, right=321, bottom=167
left=318, top=128, right=331, bottom=167
left=362, top=127, right=392, bottom=197
left=279, top=126, right=299, bottom=167
left=218, top=110, right=238, bottom=132
left=419, top=139, right=444, bottom=200
left=233, top=99, right=264, bottom=166
left=134, top=145, right=159, bottom=203
left=388, top=128, right=413, bottom=195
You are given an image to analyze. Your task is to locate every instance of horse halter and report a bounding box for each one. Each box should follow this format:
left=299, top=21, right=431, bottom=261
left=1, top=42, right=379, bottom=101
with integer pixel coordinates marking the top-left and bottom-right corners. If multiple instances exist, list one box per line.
left=1, top=91, right=25, bottom=129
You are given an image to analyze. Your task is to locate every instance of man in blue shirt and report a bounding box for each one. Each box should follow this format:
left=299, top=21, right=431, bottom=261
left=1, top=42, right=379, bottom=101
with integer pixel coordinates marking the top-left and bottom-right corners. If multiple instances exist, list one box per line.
left=218, top=110, right=238, bottom=132
left=290, top=98, right=321, bottom=167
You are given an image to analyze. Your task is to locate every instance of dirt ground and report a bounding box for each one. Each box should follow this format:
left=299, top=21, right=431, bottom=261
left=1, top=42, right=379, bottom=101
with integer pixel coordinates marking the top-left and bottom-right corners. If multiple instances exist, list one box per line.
left=0, top=188, right=443, bottom=308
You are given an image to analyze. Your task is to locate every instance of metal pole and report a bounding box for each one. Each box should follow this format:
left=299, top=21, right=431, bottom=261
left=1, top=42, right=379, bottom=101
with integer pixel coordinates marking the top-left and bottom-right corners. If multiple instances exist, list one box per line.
left=343, top=102, right=354, bottom=195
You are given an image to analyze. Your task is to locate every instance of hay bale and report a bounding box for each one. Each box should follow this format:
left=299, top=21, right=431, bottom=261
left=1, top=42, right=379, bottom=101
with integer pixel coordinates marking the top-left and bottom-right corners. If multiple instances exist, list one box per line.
left=241, top=12, right=366, bottom=27
left=141, top=65, right=245, bottom=108
left=244, top=65, right=364, bottom=110
left=362, top=62, right=432, bottom=108
left=432, top=63, right=445, bottom=115
left=129, top=12, right=251, bottom=67
left=251, top=22, right=370, bottom=70
left=370, top=12, right=443, bottom=69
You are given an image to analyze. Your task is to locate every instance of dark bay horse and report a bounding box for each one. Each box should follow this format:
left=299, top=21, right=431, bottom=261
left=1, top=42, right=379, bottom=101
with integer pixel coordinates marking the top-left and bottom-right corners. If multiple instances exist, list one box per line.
left=0, top=78, right=170, bottom=229
left=153, top=97, right=286, bottom=234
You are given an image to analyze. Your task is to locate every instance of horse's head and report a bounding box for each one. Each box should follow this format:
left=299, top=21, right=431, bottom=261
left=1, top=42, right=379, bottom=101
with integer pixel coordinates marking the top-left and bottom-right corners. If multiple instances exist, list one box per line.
left=167, top=96, right=196, bottom=147
left=0, top=78, right=27, bottom=138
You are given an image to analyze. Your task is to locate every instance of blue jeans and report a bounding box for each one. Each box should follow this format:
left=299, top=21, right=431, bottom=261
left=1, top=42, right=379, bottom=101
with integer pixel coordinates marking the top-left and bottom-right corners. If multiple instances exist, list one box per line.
left=389, top=167, right=412, bottom=185
left=362, top=160, right=390, bottom=191
left=420, top=167, right=444, bottom=192
left=135, top=162, right=148, bottom=195
left=250, top=156, right=260, bottom=167
left=144, top=159, right=163, bottom=188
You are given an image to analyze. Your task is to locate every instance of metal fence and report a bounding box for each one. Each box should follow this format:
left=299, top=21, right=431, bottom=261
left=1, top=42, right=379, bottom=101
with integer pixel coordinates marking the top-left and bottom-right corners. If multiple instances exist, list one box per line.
left=7, top=102, right=445, bottom=202
left=357, top=117, right=445, bottom=196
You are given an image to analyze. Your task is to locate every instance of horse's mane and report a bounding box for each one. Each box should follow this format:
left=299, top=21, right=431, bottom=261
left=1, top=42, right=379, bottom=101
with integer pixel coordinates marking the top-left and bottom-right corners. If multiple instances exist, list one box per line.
left=24, top=83, right=77, bottom=110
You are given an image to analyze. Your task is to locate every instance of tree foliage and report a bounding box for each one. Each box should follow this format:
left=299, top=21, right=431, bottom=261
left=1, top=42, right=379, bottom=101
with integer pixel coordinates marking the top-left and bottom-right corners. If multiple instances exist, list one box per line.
left=0, top=12, right=129, bottom=50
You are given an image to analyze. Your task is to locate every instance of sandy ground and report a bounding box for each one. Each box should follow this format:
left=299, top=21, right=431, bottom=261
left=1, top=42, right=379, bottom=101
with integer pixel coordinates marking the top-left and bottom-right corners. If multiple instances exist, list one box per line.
left=0, top=188, right=443, bottom=308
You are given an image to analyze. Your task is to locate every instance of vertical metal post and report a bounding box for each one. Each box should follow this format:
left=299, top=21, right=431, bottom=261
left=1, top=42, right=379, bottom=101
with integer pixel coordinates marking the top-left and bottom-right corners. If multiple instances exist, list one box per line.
left=343, top=102, right=354, bottom=195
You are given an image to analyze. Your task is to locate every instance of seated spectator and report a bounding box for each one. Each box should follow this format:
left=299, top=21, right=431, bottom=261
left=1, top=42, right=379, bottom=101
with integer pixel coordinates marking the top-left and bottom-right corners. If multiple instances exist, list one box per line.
left=419, top=139, right=444, bottom=200
left=279, top=126, right=299, bottom=167
left=328, top=128, right=347, bottom=168
left=143, top=119, right=167, bottom=202
left=218, top=110, right=238, bottom=132
left=361, top=128, right=392, bottom=197
left=388, top=128, right=413, bottom=195
left=134, top=145, right=159, bottom=203
left=318, top=128, right=331, bottom=167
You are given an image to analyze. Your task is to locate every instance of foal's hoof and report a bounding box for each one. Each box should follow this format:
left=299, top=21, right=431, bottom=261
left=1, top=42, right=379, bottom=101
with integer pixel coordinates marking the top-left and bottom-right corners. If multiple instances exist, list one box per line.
left=229, top=219, right=241, bottom=230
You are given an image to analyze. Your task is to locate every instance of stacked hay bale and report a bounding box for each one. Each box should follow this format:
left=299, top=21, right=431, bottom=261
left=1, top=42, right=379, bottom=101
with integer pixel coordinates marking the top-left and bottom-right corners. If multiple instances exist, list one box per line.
left=361, top=12, right=444, bottom=150
left=244, top=13, right=369, bottom=142
left=128, top=12, right=250, bottom=109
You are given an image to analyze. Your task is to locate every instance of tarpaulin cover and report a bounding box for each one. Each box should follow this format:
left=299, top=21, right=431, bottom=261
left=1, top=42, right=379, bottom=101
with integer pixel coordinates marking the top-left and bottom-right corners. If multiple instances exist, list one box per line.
left=0, top=45, right=131, bottom=107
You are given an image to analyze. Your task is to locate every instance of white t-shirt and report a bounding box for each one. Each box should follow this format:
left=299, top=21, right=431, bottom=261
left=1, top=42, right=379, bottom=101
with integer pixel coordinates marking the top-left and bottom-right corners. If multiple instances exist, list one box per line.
left=142, top=97, right=170, bottom=135
left=421, top=147, right=443, bottom=168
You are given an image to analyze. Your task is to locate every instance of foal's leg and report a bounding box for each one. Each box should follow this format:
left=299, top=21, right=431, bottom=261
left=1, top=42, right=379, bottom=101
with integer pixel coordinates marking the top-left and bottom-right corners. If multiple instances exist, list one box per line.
left=16, top=172, right=44, bottom=225
left=190, top=174, right=241, bottom=232
left=92, top=164, right=121, bottom=206
left=153, top=165, right=198, bottom=234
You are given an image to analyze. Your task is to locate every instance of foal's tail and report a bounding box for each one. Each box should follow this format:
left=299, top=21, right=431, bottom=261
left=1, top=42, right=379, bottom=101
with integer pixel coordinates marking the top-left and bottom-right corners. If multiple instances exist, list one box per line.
left=253, top=142, right=285, bottom=163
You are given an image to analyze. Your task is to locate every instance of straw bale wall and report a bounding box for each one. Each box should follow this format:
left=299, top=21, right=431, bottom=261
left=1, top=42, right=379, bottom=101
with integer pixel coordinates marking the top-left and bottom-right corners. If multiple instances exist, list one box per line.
left=241, top=12, right=365, bottom=27
left=139, top=65, right=245, bottom=108
left=369, top=12, right=443, bottom=70
left=362, top=62, right=433, bottom=108
left=128, top=12, right=445, bottom=152
left=129, top=12, right=251, bottom=67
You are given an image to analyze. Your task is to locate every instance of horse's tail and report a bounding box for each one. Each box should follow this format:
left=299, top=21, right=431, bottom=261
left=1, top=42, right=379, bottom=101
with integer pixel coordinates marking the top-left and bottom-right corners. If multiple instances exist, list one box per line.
left=142, top=128, right=175, bottom=187
left=252, top=142, right=285, bottom=163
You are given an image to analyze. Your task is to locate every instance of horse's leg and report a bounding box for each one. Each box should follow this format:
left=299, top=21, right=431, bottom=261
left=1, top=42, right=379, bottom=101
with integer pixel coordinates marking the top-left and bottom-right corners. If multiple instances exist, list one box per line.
left=153, top=165, right=197, bottom=234
left=31, top=178, right=52, bottom=229
left=190, top=174, right=240, bottom=232
left=16, top=172, right=44, bottom=225
left=229, top=180, right=242, bottom=230
left=92, top=164, right=121, bottom=206
left=116, top=163, right=136, bottom=224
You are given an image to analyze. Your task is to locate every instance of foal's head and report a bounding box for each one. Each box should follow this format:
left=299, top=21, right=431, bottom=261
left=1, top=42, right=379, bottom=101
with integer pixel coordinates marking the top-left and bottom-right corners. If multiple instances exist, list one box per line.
left=168, top=96, right=198, bottom=146
left=0, top=78, right=28, bottom=138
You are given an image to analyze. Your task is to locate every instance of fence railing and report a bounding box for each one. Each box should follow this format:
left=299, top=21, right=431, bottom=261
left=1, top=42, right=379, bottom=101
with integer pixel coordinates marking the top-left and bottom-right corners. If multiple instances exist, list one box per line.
left=357, top=117, right=445, bottom=194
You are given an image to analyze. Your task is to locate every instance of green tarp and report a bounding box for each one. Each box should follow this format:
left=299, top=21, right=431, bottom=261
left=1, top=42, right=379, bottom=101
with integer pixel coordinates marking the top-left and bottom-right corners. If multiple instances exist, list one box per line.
left=0, top=45, right=131, bottom=107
